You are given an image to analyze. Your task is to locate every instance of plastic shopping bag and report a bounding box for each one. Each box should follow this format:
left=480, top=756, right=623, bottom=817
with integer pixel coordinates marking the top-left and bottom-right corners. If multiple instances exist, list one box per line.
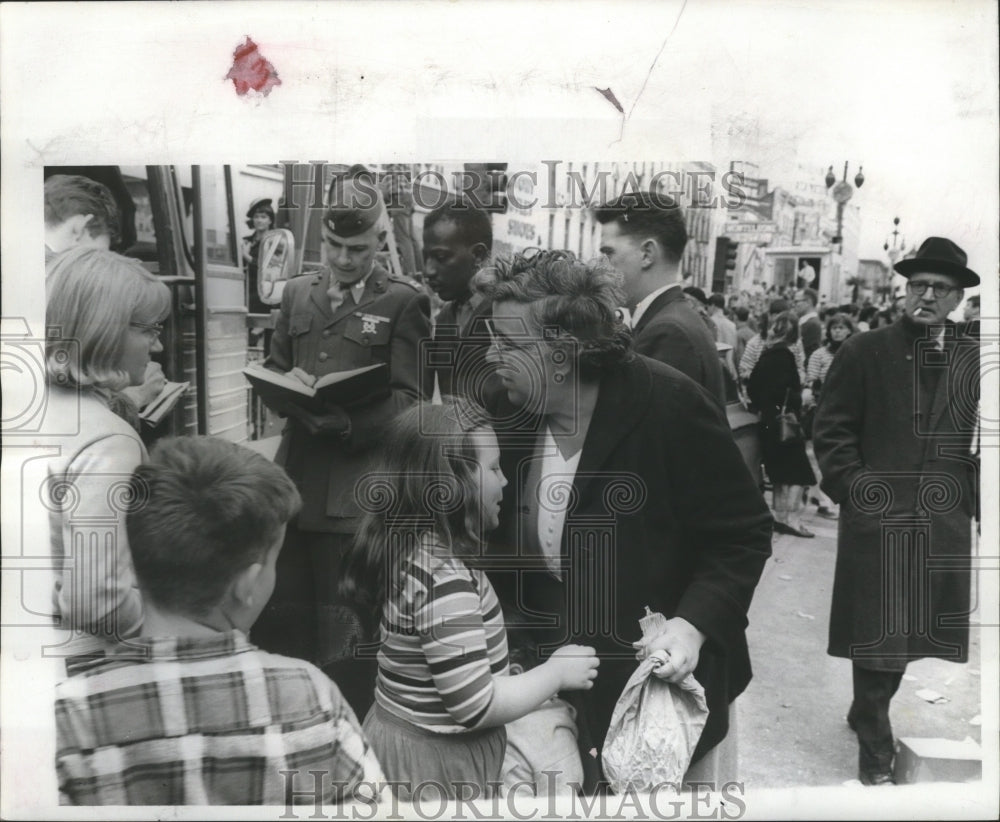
left=601, top=613, right=710, bottom=793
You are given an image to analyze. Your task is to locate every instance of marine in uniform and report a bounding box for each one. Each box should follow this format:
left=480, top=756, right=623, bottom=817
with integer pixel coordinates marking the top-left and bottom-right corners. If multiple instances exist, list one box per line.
left=252, top=168, right=432, bottom=717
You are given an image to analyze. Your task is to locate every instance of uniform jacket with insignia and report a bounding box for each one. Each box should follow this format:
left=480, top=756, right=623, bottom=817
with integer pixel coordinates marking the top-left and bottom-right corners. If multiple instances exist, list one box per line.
left=265, top=263, right=432, bottom=532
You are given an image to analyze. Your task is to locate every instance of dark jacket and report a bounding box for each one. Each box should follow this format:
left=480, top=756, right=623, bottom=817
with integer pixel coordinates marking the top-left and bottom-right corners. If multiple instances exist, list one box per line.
left=746, top=345, right=801, bottom=423
left=431, top=296, right=503, bottom=407
left=632, top=287, right=726, bottom=405
left=813, top=318, right=979, bottom=670
left=799, top=315, right=823, bottom=361
left=265, top=264, right=432, bottom=532
left=486, top=354, right=773, bottom=777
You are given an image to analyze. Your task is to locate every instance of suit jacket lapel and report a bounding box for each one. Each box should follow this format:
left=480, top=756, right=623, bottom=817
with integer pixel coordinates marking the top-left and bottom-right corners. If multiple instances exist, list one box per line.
left=633, top=286, right=684, bottom=336
left=928, top=326, right=962, bottom=432
left=572, top=356, right=652, bottom=503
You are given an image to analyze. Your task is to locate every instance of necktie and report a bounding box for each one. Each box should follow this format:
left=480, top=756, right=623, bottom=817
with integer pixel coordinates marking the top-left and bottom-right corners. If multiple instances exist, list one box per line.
left=327, top=280, right=354, bottom=313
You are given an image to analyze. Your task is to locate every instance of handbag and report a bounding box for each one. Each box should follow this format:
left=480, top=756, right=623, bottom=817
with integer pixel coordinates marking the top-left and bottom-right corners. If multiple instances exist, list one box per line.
left=777, top=388, right=804, bottom=444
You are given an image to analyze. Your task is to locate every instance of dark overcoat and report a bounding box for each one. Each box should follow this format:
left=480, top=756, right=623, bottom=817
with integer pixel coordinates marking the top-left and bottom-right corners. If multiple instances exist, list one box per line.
left=265, top=264, right=432, bottom=532
left=486, top=354, right=773, bottom=775
left=812, top=318, right=979, bottom=670
left=632, top=287, right=726, bottom=406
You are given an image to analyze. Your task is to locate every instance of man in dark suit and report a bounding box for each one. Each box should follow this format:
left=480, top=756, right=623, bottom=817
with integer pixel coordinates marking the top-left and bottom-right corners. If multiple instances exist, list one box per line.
left=794, top=287, right=823, bottom=361
left=479, top=250, right=773, bottom=791
left=422, top=196, right=502, bottom=406
left=594, top=191, right=725, bottom=405
left=813, top=237, right=980, bottom=785
left=253, top=168, right=432, bottom=716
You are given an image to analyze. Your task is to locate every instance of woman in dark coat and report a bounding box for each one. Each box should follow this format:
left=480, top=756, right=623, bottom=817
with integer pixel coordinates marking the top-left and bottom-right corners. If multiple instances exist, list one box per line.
left=747, top=310, right=816, bottom=537
left=241, top=197, right=275, bottom=315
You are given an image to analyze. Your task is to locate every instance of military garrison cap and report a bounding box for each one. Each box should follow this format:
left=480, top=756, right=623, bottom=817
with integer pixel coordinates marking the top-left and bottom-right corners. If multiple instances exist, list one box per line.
left=324, top=165, right=385, bottom=238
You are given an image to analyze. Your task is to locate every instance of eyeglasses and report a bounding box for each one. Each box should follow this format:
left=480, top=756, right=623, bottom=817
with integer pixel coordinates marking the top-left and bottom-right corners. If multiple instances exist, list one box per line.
left=906, top=281, right=959, bottom=299
left=130, top=321, right=164, bottom=340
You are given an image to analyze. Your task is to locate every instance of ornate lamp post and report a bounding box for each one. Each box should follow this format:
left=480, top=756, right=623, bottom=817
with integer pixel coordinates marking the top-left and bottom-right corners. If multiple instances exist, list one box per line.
left=883, top=216, right=904, bottom=302
left=824, top=162, right=865, bottom=252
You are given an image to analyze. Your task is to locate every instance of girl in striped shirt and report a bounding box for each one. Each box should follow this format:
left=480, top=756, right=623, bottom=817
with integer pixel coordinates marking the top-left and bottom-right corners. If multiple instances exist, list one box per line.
left=340, top=399, right=599, bottom=800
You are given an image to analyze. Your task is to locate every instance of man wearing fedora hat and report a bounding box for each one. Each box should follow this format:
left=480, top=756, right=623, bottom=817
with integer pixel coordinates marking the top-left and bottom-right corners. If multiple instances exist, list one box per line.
left=252, top=166, right=432, bottom=717
left=813, top=236, right=981, bottom=785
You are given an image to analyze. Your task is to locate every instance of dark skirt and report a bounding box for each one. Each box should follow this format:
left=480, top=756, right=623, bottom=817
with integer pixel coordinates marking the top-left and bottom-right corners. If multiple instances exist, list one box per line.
left=759, top=419, right=816, bottom=486
left=363, top=703, right=506, bottom=801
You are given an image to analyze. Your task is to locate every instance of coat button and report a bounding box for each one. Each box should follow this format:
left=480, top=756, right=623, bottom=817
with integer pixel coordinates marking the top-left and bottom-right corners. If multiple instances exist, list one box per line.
left=361, top=338, right=370, bottom=346
left=322, top=329, right=331, bottom=338
left=318, top=352, right=329, bottom=362
left=906, top=354, right=913, bottom=361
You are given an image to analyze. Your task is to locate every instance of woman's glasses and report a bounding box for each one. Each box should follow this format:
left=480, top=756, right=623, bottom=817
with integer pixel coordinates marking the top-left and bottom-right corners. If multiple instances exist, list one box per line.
left=130, top=321, right=164, bottom=341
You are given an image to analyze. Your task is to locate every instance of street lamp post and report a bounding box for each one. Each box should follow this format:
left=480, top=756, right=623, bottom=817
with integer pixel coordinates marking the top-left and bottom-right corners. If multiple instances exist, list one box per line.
left=824, top=161, right=865, bottom=253
left=883, top=216, right=904, bottom=303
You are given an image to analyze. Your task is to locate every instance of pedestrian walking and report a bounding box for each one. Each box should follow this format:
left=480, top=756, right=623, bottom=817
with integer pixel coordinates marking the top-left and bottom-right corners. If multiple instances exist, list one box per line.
left=804, top=313, right=856, bottom=519
left=746, top=311, right=816, bottom=537
left=812, top=236, right=981, bottom=785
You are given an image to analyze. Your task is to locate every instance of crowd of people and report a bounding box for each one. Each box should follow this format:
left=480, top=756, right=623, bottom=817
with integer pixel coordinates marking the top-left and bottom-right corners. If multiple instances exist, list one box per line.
left=40, top=169, right=981, bottom=805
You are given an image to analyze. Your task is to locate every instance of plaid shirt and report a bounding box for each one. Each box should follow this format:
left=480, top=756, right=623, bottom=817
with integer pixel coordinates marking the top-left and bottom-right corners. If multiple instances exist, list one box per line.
left=55, top=631, right=383, bottom=805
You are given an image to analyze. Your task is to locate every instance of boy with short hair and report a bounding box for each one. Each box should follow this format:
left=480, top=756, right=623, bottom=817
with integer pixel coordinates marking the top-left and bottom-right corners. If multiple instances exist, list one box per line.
left=44, top=174, right=121, bottom=260
left=55, top=436, right=383, bottom=805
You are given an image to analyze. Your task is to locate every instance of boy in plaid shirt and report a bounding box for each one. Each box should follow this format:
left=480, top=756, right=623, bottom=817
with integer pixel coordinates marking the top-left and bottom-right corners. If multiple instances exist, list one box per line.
left=55, top=436, right=383, bottom=805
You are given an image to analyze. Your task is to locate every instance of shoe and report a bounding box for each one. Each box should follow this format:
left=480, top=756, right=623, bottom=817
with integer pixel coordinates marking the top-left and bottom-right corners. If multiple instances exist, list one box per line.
left=778, top=523, right=814, bottom=538
left=816, top=506, right=838, bottom=520
left=846, top=712, right=858, bottom=732
left=859, top=770, right=895, bottom=786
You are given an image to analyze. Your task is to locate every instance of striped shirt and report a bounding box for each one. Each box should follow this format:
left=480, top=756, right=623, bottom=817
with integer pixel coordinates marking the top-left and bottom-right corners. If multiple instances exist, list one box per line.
left=740, top=334, right=806, bottom=383
left=55, top=631, right=383, bottom=805
left=375, top=535, right=509, bottom=733
left=806, top=344, right=836, bottom=389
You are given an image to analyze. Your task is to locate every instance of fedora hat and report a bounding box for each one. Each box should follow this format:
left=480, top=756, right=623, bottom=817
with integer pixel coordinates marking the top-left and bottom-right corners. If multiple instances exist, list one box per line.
left=894, top=237, right=979, bottom=287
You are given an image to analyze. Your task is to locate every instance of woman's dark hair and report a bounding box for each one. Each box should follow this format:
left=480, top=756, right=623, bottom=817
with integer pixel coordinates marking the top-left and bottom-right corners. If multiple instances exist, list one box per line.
left=338, top=399, right=495, bottom=630
left=472, top=248, right=632, bottom=381
left=825, top=312, right=856, bottom=343
left=858, top=305, right=878, bottom=324
left=245, top=203, right=275, bottom=230
left=767, top=310, right=799, bottom=346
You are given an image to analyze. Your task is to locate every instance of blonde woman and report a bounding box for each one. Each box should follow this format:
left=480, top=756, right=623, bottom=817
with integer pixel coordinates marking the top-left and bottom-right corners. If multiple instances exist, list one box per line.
left=45, top=247, right=171, bottom=658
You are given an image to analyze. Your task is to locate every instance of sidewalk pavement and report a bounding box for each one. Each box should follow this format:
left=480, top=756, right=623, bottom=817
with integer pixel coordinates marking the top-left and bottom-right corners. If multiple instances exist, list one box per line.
left=736, top=506, right=983, bottom=789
